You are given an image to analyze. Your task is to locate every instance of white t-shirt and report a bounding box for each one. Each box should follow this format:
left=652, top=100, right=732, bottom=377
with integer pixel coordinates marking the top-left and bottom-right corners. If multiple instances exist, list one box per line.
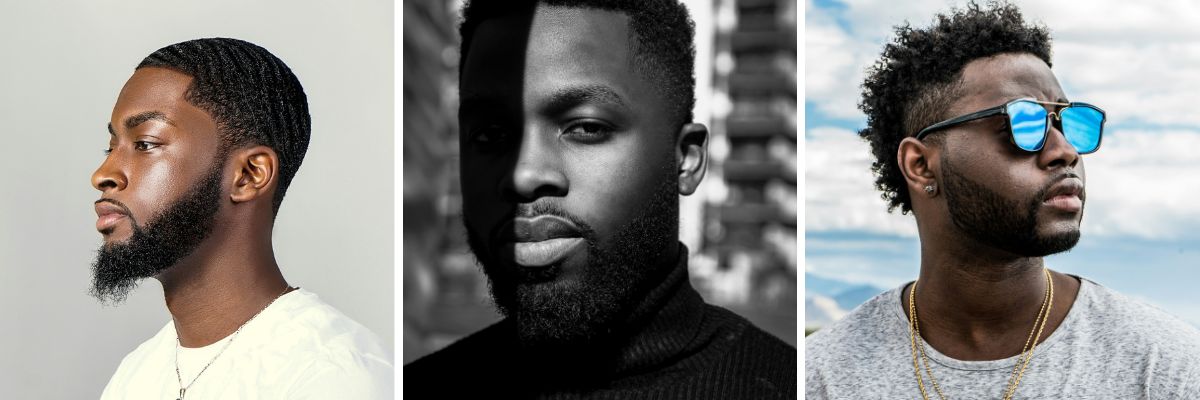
left=100, top=289, right=393, bottom=399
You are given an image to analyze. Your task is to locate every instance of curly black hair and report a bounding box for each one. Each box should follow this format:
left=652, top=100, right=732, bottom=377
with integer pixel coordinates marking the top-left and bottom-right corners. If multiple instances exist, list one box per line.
left=459, top=0, right=696, bottom=129
left=138, top=38, right=311, bottom=215
left=859, top=1, right=1051, bottom=213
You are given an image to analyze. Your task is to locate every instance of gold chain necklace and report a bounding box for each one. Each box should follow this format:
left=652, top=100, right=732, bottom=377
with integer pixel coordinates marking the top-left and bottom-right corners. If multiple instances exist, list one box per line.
left=907, top=269, right=1053, bottom=400
left=174, top=285, right=294, bottom=400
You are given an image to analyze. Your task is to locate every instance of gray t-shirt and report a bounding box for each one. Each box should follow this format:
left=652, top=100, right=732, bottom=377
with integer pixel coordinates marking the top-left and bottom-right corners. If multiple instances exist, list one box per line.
left=806, top=277, right=1200, bottom=399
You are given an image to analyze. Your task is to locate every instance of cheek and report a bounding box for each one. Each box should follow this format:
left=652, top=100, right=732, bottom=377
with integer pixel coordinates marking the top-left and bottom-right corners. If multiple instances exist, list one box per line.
left=459, top=155, right=512, bottom=237
left=128, top=160, right=182, bottom=220
left=564, top=136, right=673, bottom=234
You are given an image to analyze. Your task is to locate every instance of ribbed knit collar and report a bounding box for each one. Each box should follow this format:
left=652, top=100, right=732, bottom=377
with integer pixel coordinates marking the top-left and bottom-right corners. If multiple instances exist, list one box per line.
left=606, top=243, right=706, bottom=376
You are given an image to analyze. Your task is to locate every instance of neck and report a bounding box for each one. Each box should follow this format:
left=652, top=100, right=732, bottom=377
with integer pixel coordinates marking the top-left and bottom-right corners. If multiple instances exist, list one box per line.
left=908, top=229, right=1079, bottom=360
left=157, top=225, right=289, bottom=348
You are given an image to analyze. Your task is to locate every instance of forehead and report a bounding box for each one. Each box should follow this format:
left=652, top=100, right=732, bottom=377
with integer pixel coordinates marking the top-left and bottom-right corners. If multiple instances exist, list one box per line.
left=953, top=52, right=1066, bottom=113
left=112, top=67, right=217, bottom=137
left=115, top=67, right=194, bottom=113
left=460, top=5, right=643, bottom=105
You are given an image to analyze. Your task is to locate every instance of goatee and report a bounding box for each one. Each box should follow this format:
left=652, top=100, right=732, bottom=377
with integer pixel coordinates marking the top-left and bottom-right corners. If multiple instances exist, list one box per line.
left=465, top=166, right=679, bottom=349
left=90, top=162, right=224, bottom=305
left=942, top=156, right=1082, bottom=257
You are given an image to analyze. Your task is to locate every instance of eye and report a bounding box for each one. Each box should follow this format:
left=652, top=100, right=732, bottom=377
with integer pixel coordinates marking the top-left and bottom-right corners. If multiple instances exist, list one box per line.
left=133, top=141, right=159, bottom=151
left=103, top=148, right=113, bottom=155
left=563, top=120, right=614, bottom=143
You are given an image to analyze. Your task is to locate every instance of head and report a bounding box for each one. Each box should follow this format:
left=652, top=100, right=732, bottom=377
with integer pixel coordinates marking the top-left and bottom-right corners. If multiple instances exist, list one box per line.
left=457, top=0, right=708, bottom=347
left=861, top=1, right=1086, bottom=257
left=90, top=38, right=310, bottom=304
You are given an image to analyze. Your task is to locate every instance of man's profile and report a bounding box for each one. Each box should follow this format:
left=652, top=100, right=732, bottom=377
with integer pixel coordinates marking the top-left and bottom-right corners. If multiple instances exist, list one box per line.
left=805, top=2, right=1200, bottom=398
left=92, top=38, right=391, bottom=399
left=404, top=0, right=797, bottom=398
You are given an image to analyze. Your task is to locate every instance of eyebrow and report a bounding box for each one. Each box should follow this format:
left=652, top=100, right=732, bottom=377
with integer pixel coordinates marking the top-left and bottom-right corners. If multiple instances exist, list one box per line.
left=107, top=111, right=174, bottom=135
left=458, top=84, right=631, bottom=121
left=541, top=85, right=628, bottom=116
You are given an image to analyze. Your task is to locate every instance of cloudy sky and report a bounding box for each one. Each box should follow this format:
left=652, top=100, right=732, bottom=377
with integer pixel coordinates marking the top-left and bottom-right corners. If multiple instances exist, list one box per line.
left=805, top=0, right=1200, bottom=325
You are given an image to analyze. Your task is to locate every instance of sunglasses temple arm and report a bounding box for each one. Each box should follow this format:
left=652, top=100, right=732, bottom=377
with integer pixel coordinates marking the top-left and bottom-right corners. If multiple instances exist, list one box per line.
left=914, top=106, right=1006, bottom=139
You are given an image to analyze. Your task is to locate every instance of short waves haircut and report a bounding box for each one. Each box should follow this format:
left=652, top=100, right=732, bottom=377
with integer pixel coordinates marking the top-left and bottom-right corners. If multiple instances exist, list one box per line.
left=138, top=38, right=311, bottom=215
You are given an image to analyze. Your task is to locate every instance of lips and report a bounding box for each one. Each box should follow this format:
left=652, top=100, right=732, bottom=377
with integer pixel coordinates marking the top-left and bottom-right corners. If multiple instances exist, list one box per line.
left=94, top=200, right=130, bottom=233
left=1041, top=177, right=1085, bottom=212
left=495, top=215, right=585, bottom=268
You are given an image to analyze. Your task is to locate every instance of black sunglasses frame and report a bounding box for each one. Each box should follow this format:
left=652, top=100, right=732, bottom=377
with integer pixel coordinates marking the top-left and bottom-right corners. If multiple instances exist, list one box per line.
left=914, top=98, right=1106, bottom=154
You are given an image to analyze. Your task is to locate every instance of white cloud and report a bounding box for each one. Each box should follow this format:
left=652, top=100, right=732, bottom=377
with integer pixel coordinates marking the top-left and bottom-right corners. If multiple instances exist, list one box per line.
left=804, top=2, right=874, bottom=120
left=806, top=0, right=1200, bottom=125
left=804, top=127, right=919, bottom=236
left=1082, top=129, right=1200, bottom=239
left=805, top=253, right=917, bottom=289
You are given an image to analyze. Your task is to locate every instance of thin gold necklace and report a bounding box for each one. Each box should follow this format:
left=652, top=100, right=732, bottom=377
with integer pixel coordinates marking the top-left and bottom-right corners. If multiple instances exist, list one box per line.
left=174, top=285, right=294, bottom=400
left=907, top=269, right=1053, bottom=400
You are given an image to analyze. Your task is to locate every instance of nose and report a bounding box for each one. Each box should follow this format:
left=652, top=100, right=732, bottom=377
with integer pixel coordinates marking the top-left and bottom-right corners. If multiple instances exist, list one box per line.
left=1038, top=124, right=1080, bottom=169
left=501, top=127, right=567, bottom=202
left=91, top=153, right=127, bottom=193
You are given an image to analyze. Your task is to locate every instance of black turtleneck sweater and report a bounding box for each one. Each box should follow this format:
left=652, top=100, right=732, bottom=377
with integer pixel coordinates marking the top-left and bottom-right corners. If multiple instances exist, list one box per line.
left=404, top=245, right=797, bottom=399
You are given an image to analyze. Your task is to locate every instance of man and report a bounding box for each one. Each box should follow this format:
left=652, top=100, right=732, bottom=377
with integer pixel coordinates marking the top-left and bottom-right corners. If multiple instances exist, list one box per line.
left=805, top=3, right=1200, bottom=399
left=92, top=38, right=391, bottom=399
left=404, top=1, right=796, bottom=398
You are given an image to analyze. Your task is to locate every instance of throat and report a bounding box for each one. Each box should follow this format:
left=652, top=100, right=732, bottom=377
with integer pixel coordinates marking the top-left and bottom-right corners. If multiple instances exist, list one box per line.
left=905, top=269, right=1078, bottom=361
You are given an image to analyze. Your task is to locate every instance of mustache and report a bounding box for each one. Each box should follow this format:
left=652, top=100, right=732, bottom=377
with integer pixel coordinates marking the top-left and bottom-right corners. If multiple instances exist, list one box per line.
left=489, top=202, right=595, bottom=245
left=513, top=202, right=574, bottom=219
left=1039, top=171, right=1085, bottom=201
left=95, top=198, right=133, bottom=216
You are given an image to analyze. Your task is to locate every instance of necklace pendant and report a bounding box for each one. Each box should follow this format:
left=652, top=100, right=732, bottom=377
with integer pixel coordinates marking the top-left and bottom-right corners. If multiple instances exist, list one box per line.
left=178, top=387, right=185, bottom=400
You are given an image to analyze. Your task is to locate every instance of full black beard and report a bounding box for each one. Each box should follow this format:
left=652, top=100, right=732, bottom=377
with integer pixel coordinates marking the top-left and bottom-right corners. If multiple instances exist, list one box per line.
left=465, top=167, right=679, bottom=350
left=90, top=161, right=224, bottom=305
left=941, top=157, right=1081, bottom=257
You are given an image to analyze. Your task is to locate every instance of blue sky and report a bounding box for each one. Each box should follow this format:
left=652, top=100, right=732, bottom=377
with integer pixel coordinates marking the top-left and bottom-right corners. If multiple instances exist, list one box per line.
left=805, top=0, right=1200, bottom=326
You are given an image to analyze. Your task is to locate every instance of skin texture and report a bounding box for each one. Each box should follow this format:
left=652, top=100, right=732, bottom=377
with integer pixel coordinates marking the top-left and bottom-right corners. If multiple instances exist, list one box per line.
left=92, top=67, right=291, bottom=348
left=895, top=53, right=1084, bottom=361
left=458, top=5, right=707, bottom=346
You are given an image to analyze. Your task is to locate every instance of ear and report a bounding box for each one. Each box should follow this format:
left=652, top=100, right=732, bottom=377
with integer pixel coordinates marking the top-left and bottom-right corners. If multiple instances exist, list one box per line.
left=676, top=123, right=709, bottom=195
left=897, top=137, right=939, bottom=197
left=229, top=145, right=279, bottom=205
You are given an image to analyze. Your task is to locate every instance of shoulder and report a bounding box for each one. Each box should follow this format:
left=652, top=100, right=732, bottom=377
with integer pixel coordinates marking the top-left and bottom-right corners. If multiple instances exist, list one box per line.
left=404, top=319, right=513, bottom=374
left=101, top=321, right=176, bottom=398
left=253, top=290, right=394, bottom=397
left=403, top=320, right=515, bottom=397
left=269, top=290, right=391, bottom=360
left=1077, top=279, right=1200, bottom=357
left=805, top=285, right=901, bottom=362
left=703, top=304, right=797, bottom=362
left=705, top=304, right=798, bottom=396
left=1072, top=279, right=1200, bottom=396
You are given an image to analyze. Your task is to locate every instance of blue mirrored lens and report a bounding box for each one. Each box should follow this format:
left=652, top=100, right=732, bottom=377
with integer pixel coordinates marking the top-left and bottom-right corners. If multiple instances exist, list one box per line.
left=1060, top=106, right=1103, bottom=153
left=1007, top=101, right=1048, bottom=151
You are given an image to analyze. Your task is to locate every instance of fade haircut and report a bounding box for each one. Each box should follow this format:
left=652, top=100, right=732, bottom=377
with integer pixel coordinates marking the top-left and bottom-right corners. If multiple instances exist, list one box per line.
left=459, top=0, right=697, bottom=130
left=859, top=1, right=1051, bottom=213
left=138, top=38, right=311, bottom=215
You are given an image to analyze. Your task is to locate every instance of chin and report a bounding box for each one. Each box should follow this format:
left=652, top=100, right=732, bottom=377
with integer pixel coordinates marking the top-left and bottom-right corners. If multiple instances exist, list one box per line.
left=1025, top=228, right=1081, bottom=257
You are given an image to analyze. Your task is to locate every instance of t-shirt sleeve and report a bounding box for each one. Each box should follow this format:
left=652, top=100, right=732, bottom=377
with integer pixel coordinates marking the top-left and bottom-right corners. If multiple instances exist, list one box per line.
left=286, top=355, right=394, bottom=400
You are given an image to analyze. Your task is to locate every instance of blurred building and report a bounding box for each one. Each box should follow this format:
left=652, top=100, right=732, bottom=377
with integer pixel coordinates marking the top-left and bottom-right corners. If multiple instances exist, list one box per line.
left=403, top=0, right=497, bottom=365
left=690, top=0, right=797, bottom=344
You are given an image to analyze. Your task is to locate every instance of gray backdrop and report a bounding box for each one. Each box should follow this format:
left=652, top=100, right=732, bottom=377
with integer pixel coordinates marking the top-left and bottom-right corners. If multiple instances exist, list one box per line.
left=0, top=1, right=394, bottom=398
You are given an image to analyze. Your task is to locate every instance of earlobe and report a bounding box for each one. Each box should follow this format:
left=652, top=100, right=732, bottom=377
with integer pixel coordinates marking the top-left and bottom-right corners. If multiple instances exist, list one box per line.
left=897, top=137, right=938, bottom=197
left=229, top=146, right=279, bottom=204
left=676, top=123, right=709, bottom=195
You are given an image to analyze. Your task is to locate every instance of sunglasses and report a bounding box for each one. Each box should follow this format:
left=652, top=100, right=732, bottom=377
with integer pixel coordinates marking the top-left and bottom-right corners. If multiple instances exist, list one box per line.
left=915, top=98, right=1106, bottom=154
